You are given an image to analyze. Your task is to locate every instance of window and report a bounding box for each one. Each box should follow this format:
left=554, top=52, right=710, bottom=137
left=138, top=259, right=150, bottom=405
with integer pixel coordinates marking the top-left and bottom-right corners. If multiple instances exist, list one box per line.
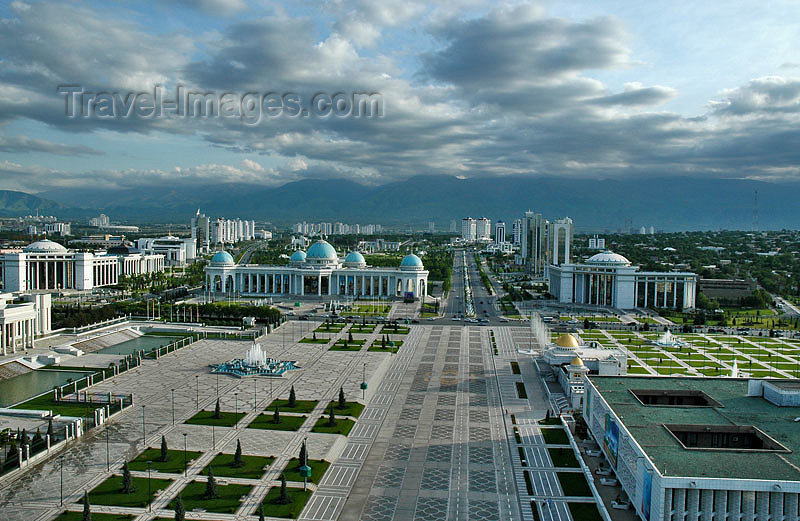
left=664, top=424, right=790, bottom=453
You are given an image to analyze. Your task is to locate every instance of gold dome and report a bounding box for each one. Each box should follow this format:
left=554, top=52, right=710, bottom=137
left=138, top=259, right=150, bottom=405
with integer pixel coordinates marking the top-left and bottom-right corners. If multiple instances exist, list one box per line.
left=570, top=356, right=585, bottom=367
left=556, top=333, right=580, bottom=348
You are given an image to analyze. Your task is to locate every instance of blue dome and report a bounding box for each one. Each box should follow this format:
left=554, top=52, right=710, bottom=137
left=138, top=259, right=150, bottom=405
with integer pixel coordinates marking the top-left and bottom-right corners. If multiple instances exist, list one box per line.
left=290, top=250, right=307, bottom=263
left=210, top=251, right=234, bottom=266
left=344, top=251, right=366, bottom=267
left=306, top=240, right=338, bottom=260
left=400, top=253, right=423, bottom=269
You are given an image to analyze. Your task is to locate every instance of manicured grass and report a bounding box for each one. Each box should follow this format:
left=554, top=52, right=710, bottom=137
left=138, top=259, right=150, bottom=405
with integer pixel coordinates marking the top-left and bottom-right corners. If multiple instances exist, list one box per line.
left=330, top=339, right=365, bottom=351
left=55, top=513, right=134, bottom=521
left=556, top=472, right=592, bottom=497
left=261, top=487, right=313, bottom=518
left=381, top=326, right=410, bottom=335
left=86, top=475, right=172, bottom=508
left=516, top=382, right=528, bottom=399
left=310, top=416, right=356, bottom=435
left=299, top=337, right=331, bottom=344
left=267, top=399, right=318, bottom=414
left=129, top=448, right=203, bottom=474
left=13, top=393, right=102, bottom=417
left=541, top=427, right=569, bottom=445
left=185, top=410, right=246, bottom=428
left=314, top=324, right=345, bottom=333
left=327, top=401, right=365, bottom=418
left=511, top=361, right=521, bottom=374
left=169, top=479, right=252, bottom=514
left=281, top=458, right=330, bottom=484
left=568, top=502, right=603, bottom=521
left=367, top=340, right=403, bottom=352
left=348, top=325, right=376, bottom=333
left=539, top=417, right=562, bottom=426
left=204, top=453, right=274, bottom=479
left=548, top=447, right=579, bottom=468
left=247, top=413, right=307, bottom=431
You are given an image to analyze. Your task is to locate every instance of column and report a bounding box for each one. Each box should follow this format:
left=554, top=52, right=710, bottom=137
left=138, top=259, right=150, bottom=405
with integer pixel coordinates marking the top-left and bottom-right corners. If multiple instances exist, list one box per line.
left=317, top=275, right=322, bottom=296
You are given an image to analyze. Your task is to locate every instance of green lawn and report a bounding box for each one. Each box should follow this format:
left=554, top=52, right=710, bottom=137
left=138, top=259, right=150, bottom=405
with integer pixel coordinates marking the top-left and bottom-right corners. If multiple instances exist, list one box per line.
left=327, top=401, right=365, bottom=418
left=55, top=513, right=135, bottom=521
left=299, top=337, right=332, bottom=344
left=380, top=326, right=410, bottom=335
left=169, top=480, right=252, bottom=514
left=281, top=458, right=330, bottom=484
left=547, top=447, right=579, bottom=468
left=261, top=487, right=313, bottom=519
left=203, top=453, right=274, bottom=479
left=330, top=340, right=365, bottom=351
left=12, top=393, right=102, bottom=418
left=129, top=448, right=203, bottom=474
left=556, top=472, right=592, bottom=497
left=247, top=413, right=307, bottom=431
left=266, top=399, right=318, bottom=414
left=310, top=417, right=356, bottom=435
left=314, top=324, right=345, bottom=333
left=538, top=417, right=562, bottom=426
left=185, top=410, right=246, bottom=428
left=541, top=427, right=569, bottom=445
left=568, top=502, right=603, bottom=521
left=367, top=340, right=403, bottom=352
left=348, top=325, right=376, bottom=333
left=86, top=475, right=172, bottom=508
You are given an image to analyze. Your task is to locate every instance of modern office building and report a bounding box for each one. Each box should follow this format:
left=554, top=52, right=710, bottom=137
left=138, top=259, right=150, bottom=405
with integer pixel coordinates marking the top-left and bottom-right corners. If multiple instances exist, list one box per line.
left=461, top=217, right=477, bottom=242
left=204, top=239, right=428, bottom=300
left=548, top=251, right=697, bottom=310
left=136, top=236, right=197, bottom=266
left=0, top=293, right=51, bottom=355
left=584, top=376, right=800, bottom=521
left=512, top=218, right=522, bottom=245
left=495, top=221, right=506, bottom=245
left=0, top=239, right=164, bottom=292
left=588, top=235, right=606, bottom=250
left=520, top=211, right=549, bottom=276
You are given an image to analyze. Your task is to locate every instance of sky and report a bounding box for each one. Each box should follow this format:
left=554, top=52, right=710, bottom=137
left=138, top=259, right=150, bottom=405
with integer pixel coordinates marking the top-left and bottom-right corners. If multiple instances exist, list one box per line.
left=2, top=0, right=800, bottom=194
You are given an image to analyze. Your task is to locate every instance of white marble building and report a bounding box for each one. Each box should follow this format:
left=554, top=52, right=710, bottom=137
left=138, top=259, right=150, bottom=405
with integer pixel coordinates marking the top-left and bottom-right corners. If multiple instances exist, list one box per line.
left=548, top=251, right=696, bottom=310
left=0, top=293, right=51, bottom=355
left=1, top=239, right=165, bottom=292
left=204, top=240, right=429, bottom=300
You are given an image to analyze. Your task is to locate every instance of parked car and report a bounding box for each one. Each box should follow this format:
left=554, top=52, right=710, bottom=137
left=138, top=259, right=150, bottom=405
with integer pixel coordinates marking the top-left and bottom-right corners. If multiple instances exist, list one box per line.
left=599, top=477, right=618, bottom=486
left=586, top=449, right=602, bottom=457
left=595, top=467, right=613, bottom=476
left=611, top=499, right=631, bottom=510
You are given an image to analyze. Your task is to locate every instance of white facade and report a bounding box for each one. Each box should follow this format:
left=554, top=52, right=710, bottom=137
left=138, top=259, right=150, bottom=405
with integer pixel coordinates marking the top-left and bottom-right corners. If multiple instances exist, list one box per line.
left=588, top=235, right=606, bottom=250
left=461, top=217, right=477, bottom=242
left=44, top=222, right=71, bottom=236
left=205, top=240, right=428, bottom=300
left=136, top=236, right=197, bottom=266
left=0, top=239, right=164, bottom=292
left=476, top=217, right=491, bottom=240
left=0, top=292, right=51, bottom=355
left=548, top=251, right=696, bottom=310
left=495, top=221, right=506, bottom=245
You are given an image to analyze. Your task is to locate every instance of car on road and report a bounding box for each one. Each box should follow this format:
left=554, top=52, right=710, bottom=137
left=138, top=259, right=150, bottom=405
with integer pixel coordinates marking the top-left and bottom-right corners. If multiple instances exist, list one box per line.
left=298, top=315, right=309, bottom=321
left=499, top=318, right=509, bottom=322
left=427, top=317, right=435, bottom=321
left=286, top=311, right=295, bottom=316
left=452, top=317, right=461, bottom=321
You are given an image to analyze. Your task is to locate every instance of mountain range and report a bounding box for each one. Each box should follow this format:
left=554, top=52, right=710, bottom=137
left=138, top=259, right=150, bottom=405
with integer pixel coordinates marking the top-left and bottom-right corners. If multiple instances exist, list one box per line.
left=1, top=175, right=796, bottom=231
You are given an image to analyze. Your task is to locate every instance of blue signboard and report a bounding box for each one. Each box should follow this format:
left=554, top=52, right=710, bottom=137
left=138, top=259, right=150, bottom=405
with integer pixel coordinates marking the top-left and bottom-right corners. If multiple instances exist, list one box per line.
left=642, top=469, right=652, bottom=520
left=603, top=414, right=619, bottom=468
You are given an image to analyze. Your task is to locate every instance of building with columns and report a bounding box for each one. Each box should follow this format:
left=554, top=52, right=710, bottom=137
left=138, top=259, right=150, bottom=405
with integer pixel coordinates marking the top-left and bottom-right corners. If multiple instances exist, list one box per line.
left=0, top=239, right=165, bottom=292
left=0, top=293, right=51, bottom=355
left=204, top=240, right=429, bottom=300
left=548, top=251, right=696, bottom=310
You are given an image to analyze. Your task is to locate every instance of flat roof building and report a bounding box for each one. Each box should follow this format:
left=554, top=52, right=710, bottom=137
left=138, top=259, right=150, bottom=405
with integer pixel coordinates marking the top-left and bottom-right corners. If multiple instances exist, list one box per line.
left=584, top=376, right=800, bottom=521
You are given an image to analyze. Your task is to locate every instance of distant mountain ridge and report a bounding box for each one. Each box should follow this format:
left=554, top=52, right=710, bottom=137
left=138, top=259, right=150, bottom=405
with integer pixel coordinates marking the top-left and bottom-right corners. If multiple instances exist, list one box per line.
left=8, top=174, right=798, bottom=231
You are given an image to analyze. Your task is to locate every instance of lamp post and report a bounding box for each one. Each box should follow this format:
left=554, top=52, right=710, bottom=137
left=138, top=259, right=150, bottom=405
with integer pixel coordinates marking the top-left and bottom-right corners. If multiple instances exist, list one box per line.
left=183, top=433, right=188, bottom=477
left=216, top=373, right=219, bottom=397
left=141, top=405, right=146, bottom=444
left=195, top=376, right=199, bottom=409
left=253, top=379, right=257, bottom=411
left=361, top=363, right=367, bottom=400
left=212, top=424, right=215, bottom=449
left=234, top=392, right=239, bottom=417
left=171, top=388, right=175, bottom=426
left=59, top=455, right=64, bottom=505
left=146, top=461, right=152, bottom=511
left=105, top=421, right=110, bottom=471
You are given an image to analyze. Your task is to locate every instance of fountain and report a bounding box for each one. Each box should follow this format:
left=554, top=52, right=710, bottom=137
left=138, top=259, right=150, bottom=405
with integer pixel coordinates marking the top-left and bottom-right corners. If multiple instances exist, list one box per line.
left=652, top=330, right=687, bottom=348
left=211, top=343, right=299, bottom=378
left=519, top=312, right=550, bottom=354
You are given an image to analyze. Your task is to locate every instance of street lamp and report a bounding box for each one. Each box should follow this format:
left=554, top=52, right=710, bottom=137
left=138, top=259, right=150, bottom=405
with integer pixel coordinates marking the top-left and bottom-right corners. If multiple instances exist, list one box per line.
left=105, top=421, right=110, bottom=471
left=60, top=455, right=64, bottom=505
left=212, top=424, right=215, bottom=449
left=234, top=393, right=239, bottom=417
left=216, top=373, right=219, bottom=397
left=361, top=363, right=367, bottom=400
left=141, top=405, right=146, bottom=444
left=171, top=388, right=176, bottom=425
left=183, top=433, right=188, bottom=477
left=146, top=461, right=152, bottom=511
left=253, top=379, right=257, bottom=411
left=195, top=376, right=199, bottom=409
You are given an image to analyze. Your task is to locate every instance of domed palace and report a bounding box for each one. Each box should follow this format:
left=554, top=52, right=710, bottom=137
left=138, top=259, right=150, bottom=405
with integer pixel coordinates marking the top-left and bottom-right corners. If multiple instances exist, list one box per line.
left=204, top=240, right=428, bottom=300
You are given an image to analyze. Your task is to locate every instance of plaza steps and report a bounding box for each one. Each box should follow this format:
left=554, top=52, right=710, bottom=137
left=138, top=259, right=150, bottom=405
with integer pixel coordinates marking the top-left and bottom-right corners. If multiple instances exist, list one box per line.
left=72, top=328, right=142, bottom=353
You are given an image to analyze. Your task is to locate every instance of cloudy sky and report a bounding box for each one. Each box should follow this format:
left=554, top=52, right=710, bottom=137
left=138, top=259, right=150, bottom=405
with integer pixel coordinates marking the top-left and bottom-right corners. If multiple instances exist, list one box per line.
left=2, top=0, right=800, bottom=193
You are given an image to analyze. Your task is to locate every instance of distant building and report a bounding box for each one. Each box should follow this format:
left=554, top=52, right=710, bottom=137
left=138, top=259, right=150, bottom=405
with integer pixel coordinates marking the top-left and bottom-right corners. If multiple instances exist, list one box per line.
left=205, top=240, right=428, bottom=300
left=88, top=214, right=110, bottom=227
left=358, top=239, right=401, bottom=252
left=548, top=251, right=697, bottom=310
left=494, top=221, right=506, bottom=245
left=0, top=239, right=164, bottom=292
left=461, top=217, right=477, bottom=242
left=136, top=236, right=197, bottom=266
left=449, top=220, right=457, bottom=233
left=588, top=235, right=605, bottom=250
left=44, top=222, right=71, bottom=236
left=428, top=222, right=435, bottom=233
left=70, top=235, right=126, bottom=248
left=476, top=217, right=491, bottom=240
left=698, top=278, right=757, bottom=302
left=584, top=376, right=800, bottom=521
left=512, top=218, right=522, bottom=245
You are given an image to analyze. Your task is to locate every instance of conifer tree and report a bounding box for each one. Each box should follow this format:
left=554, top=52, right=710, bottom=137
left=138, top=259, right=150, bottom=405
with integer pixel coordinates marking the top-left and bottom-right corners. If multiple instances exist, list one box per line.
left=272, top=402, right=281, bottom=424
left=288, top=385, right=296, bottom=408
left=174, top=494, right=185, bottom=521
left=213, top=398, right=221, bottom=419
left=121, top=461, right=136, bottom=493
left=299, top=439, right=307, bottom=468
left=160, top=435, right=169, bottom=462
left=82, top=491, right=92, bottom=521
left=338, top=387, right=346, bottom=409
left=277, top=473, right=290, bottom=504
left=233, top=439, right=244, bottom=468
left=203, top=467, right=219, bottom=499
